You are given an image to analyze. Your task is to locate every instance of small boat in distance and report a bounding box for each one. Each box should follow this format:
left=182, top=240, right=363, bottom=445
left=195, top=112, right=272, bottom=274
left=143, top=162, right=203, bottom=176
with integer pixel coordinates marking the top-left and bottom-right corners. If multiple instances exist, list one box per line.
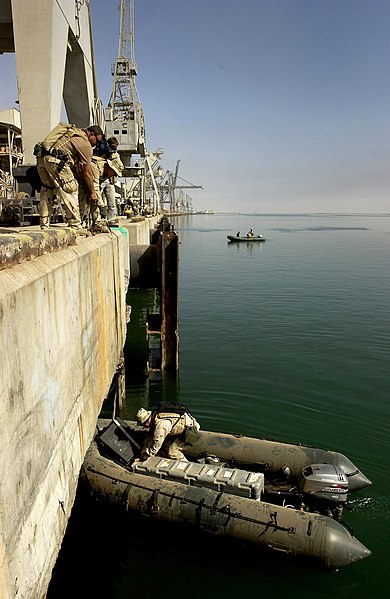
left=227, top=233, right=265, bottom=242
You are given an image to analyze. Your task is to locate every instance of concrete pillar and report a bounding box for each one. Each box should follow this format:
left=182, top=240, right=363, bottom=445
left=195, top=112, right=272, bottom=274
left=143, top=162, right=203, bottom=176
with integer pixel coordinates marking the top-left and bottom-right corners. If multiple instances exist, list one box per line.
left=10, top=0, right=96, bottom=164
left=63, top=35, right=94, bottom=127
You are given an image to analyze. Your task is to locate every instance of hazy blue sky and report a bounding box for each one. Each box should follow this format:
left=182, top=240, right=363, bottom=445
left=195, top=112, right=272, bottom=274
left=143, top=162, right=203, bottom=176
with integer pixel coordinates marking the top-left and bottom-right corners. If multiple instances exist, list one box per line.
left=1, top=0, right=389, bottom=213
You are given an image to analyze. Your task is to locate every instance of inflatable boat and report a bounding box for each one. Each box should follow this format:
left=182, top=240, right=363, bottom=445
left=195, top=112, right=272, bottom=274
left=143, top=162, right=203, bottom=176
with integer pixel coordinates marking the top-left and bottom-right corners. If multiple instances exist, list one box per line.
left=227, top=234, right=265, bottom=242
left=81, top=418, right=372, bottom=570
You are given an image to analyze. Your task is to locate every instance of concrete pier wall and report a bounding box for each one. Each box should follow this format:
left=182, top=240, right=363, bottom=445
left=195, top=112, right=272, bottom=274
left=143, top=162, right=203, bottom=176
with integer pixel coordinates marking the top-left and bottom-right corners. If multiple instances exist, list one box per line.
left=123, top=217, right=155, bottom=245
left=0, top=226, right=134, bottom=598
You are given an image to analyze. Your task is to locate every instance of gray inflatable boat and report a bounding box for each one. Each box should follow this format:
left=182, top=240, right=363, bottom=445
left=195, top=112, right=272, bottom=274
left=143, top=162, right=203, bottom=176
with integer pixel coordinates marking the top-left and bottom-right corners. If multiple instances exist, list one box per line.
left=81, top=419, right=372, bottom=570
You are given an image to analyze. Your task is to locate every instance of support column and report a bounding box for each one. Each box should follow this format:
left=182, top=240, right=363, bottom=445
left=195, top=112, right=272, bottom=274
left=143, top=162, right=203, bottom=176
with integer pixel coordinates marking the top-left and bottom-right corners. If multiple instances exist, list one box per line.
left=11, top=0, right=68, bottom=164
left=11, top=0, right=96, bottom=164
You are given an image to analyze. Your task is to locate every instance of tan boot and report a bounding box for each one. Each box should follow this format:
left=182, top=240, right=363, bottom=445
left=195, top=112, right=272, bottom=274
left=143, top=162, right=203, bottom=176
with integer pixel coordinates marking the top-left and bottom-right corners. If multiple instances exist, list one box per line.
left=91, top=220, right=110, bottom=234
left=40, top=215, right=50, bottom=229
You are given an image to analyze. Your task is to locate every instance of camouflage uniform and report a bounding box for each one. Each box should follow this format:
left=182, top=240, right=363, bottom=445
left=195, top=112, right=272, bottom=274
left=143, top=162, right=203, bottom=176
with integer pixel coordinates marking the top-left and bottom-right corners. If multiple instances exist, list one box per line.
left=80, top=156, right=108, bottom=232
left=37, top=129, right=94, bottom=227
left=100, top=153, right=124, bottom=225
left=37, top=125, right=104, bottom=232
left=141, top=412, right=200, bottom=461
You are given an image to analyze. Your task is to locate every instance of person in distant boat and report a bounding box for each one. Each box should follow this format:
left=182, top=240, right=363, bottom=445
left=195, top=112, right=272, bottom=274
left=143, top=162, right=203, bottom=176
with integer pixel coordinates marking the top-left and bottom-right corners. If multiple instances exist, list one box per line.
left=237, top=231, right=240, bottom=237
left=135, top=407, right=200, bottom=461
left=247, top=227, right=254, bottom=237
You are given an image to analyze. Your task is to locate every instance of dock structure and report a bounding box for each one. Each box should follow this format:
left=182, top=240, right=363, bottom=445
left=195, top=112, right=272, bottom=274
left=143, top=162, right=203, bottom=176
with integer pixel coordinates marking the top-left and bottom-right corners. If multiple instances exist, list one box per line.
left=0, top=2, right=181, bottom=595
left=146, top=217, right=179, bottom=374
left=0, top=217, right=162, bottom=598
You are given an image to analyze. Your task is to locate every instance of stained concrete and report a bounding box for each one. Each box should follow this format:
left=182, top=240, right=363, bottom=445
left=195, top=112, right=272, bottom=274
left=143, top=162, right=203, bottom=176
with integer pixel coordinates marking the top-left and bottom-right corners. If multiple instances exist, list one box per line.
left=0, top=218, right=150, bottom=598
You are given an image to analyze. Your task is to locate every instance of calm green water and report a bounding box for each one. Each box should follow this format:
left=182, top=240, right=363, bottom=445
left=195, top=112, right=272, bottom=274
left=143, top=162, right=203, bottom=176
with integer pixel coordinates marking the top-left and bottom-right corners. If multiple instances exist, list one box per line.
left=49, top=213, right=390, bottom=598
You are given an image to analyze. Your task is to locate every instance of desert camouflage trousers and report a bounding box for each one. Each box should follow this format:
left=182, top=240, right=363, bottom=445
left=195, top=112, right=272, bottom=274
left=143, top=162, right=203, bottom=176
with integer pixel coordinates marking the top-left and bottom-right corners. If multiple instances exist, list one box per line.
left=37, top=155, right=81, bottom=226
left=38, top=156, right=105, bottom=229
left=79, top=160, right=105, bottom=228
left=143, top=434, right=188, bottom=461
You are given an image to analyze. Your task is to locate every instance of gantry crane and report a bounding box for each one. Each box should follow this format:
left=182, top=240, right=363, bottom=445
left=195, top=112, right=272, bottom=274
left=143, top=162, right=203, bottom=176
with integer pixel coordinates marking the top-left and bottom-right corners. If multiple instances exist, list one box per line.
left=104, top=1, right=202, bottom=215
left=160, top=160, right=203, bottom=213
left=104, top=0, right=163, bottom=214
left=105, top=0, right=145, bottom=171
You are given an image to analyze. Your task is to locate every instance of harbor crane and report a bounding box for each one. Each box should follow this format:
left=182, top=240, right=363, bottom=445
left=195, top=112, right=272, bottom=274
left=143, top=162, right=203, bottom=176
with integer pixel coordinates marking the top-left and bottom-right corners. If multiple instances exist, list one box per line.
left=104, top=1, right=202, bottom=215
left=105, top=0, right=162, bottom=213
left=160, top=160, right=203, bottom=213
left=105, top=0, right=145, bottom=170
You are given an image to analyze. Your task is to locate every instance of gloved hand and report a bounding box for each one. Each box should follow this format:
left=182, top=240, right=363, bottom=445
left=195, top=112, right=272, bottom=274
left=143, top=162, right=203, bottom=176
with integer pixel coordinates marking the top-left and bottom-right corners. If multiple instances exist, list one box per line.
left=132, top=454, right=148, bottom=464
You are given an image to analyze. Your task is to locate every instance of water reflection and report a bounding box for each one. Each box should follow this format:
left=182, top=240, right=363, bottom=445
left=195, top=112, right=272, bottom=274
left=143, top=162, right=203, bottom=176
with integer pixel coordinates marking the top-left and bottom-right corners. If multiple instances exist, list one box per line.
left=116, top=287, right=180, bottom=420
left=227, top=241, right=265, bottom=254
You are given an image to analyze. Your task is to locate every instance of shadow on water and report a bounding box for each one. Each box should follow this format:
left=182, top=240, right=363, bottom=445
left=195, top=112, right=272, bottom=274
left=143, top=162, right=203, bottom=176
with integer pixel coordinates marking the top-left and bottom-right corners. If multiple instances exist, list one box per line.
left=48, top=483, right=349, bottom=599
left=101, top=287, right=180, bottom=421
left=48, top=284, right=184, bottom=597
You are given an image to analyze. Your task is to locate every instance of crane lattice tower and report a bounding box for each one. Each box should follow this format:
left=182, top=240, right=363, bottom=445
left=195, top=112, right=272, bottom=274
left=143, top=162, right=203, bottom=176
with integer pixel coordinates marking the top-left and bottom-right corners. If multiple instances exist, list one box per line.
left=105, top=0, right=146, bottom=169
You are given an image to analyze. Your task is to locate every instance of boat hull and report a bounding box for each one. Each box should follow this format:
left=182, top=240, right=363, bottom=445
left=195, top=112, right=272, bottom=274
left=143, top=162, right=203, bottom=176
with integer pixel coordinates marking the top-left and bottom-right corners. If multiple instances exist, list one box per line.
left=227, top=235, right=265, bottom=242
left=184, top=429, right=372, bottom=493
left=82, top=442, right=371, bottom=570
left=81, top=421, right=372, bottom=569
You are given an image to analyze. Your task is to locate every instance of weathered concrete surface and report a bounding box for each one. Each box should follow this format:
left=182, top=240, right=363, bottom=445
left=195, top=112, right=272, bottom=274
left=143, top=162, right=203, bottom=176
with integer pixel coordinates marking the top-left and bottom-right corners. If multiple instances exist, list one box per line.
left=0, top=227, right=76, bottom=271
left=120, top=216, right=157, bottom=245
left=0, top=229, right=129, bottom=598
left=120, top=216, right=160, bottom=284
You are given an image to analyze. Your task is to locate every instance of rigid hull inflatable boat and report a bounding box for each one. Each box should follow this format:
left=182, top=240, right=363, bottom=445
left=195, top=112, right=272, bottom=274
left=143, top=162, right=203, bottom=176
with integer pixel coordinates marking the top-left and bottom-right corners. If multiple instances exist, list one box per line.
left=81, top=418, right=372, bottom=571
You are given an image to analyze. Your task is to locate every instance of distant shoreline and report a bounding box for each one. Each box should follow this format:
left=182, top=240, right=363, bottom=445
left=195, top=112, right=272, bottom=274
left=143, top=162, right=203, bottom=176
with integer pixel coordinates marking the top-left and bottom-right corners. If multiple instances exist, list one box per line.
left=172, top=212, right=390, bottom=217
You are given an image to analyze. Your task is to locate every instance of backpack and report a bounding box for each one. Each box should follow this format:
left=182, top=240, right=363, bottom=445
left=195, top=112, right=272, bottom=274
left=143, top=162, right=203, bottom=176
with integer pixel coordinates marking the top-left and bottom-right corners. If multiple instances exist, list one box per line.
left=42, top=122, right=79, bottom=151
left=153, top=401, right=191, bottom=417
left=153, top=401, right=200, bottom=445
left=33, top=123, right=80, bottom=158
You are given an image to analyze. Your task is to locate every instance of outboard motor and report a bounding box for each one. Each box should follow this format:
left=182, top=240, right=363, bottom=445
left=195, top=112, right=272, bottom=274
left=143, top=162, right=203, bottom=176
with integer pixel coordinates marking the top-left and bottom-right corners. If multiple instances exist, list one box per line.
left=298, top=463, right=349, bottom=503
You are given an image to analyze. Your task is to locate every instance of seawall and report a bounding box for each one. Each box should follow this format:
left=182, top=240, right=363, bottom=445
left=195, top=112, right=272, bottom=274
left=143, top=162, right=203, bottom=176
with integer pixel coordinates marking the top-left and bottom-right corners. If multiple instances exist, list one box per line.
left=0, top=217, right=158, bottom=598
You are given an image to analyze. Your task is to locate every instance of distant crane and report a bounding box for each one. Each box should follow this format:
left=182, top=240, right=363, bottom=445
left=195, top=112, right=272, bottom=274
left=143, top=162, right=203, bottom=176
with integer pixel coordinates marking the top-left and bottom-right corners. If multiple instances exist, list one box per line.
left=104, top=1, right=202, bottom=215
left=105, top=0, right=145, bottom=171
left=104, top=0, right=163, bottom=214
left=160, top=160, right=203, bottom=213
